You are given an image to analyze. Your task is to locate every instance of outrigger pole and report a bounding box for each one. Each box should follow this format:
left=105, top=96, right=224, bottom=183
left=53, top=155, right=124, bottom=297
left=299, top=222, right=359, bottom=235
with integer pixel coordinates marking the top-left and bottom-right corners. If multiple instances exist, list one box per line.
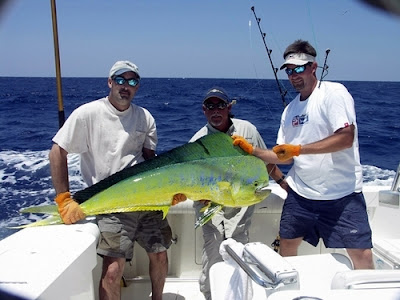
left=251, top=6, right=287, bottom=107
left=50, top=0, right=65, bottom=128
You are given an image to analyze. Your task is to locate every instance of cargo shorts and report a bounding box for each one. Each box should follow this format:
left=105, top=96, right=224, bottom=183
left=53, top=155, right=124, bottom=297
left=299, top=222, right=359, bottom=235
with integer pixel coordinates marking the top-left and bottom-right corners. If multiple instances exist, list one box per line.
left=96, top=211, right=172, bottom=260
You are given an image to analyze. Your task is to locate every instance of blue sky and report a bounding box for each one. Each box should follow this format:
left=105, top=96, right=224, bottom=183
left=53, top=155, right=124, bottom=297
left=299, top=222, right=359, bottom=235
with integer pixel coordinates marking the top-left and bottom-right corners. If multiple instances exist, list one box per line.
left=0, top=0, right=399, bottom=81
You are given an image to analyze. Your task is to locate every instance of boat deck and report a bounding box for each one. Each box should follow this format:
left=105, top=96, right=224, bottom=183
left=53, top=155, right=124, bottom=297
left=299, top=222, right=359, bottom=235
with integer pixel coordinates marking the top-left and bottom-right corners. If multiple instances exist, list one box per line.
left=2, top=185, right=400, bottom=300
left=122, top=278, right=205, bottom=300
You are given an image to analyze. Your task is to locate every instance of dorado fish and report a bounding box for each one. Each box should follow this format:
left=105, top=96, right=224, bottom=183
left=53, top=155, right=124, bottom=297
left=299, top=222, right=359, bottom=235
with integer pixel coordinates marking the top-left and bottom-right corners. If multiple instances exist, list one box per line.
left=17, top=133, right=270, bottom=228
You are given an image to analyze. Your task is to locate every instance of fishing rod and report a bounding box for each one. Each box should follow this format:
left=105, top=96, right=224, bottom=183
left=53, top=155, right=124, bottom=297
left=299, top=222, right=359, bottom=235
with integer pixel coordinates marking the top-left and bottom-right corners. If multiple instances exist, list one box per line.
left=318, top=48, right=330, bottom=88
left=50, top=0, right=65, bottom=128
left=251, top=6, right=287, bottom=107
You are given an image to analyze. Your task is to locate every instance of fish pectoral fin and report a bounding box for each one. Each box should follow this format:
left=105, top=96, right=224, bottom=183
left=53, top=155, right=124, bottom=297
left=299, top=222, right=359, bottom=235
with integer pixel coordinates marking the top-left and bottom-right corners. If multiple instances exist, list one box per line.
left=171, top=193, right=187, bottom=206
left=161, top=206, right=170, bottom=219
left=217, top=181, right=232, bottom=191
left=195, top=203, right=223, bottom=229
left=20, top=205, right=59, bottom=215
left=216, top=181, right=234, bottom=199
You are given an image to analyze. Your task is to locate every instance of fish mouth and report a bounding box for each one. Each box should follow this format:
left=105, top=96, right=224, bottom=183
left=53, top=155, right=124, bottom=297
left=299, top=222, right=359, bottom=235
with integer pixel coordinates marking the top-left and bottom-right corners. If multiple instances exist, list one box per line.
left=255, top=183, right=271, bottom=196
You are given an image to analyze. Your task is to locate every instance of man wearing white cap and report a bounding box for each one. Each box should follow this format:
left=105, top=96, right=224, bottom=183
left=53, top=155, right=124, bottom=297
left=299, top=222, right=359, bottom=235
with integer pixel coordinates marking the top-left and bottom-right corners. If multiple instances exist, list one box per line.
left=233, top=40, right=374, bottom=269
left=49, top=60, right=171, bottom=300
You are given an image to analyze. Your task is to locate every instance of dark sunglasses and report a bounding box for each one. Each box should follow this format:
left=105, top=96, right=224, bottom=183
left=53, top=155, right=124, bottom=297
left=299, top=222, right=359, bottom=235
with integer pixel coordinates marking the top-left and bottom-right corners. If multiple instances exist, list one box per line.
left=113, top=76, right=140, bottom=87
left=285, top=63, right=310, bottom=76
left=203, top=102, right=228, bottom=110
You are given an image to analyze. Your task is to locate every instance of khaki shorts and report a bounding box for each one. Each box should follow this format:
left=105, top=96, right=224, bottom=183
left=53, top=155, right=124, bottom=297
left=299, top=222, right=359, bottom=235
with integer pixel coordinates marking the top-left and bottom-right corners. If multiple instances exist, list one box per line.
left=96, top=211, right=172, bottom=260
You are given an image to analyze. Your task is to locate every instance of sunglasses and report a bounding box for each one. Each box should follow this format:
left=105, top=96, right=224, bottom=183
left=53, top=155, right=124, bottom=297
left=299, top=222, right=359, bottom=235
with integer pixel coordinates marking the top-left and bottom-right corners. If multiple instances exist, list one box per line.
left=203, top=102, right=228, bottom=110
left=113, top=76, right=140, bottom=87
left=285, top=63, right=310, bottom=76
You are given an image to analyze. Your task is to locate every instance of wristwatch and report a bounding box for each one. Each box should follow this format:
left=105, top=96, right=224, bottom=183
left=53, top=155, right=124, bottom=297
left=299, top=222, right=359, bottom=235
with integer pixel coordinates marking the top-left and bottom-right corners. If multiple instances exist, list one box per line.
left=276, top=175, right=286, bottom=184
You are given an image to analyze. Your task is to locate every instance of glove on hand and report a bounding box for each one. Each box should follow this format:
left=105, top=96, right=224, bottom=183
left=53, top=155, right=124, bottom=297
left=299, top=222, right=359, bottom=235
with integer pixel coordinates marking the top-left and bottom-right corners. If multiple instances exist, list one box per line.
left=232, top=135, right=253, bottom=154
left=272, top=144, right=301, bottom=161
left=172, top=193, right=187, bottom=205
left=55, top=192, right=86, bottom=225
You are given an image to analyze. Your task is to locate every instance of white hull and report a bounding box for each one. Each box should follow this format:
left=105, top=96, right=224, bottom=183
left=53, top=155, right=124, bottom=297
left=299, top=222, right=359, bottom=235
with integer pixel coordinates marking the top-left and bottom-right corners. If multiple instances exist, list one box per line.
left=1, top=184, right=400, bottom=299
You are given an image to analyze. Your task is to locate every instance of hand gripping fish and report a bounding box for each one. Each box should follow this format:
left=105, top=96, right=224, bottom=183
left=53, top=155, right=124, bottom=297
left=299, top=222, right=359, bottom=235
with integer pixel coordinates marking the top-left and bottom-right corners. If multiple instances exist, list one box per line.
left=17, top=133, right=270, bottom=228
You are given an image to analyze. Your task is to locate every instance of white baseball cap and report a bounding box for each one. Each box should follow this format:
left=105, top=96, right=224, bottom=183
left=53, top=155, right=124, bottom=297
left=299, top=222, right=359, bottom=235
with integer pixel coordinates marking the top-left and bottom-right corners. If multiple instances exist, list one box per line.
left=109, top=60, right=140, bottom=78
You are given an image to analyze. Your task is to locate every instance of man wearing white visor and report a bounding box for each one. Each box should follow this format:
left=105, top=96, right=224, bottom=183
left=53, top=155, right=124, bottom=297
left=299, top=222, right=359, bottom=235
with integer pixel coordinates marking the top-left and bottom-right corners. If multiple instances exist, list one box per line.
left=233, top=39, right=374, bottom=270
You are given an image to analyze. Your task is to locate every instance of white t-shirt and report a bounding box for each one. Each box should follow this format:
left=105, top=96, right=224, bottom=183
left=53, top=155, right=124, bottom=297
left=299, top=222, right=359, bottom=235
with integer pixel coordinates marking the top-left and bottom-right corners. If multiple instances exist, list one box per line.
left=53, top=97, right=157, bottom=186
left=277, top=81, right=362, bottom=200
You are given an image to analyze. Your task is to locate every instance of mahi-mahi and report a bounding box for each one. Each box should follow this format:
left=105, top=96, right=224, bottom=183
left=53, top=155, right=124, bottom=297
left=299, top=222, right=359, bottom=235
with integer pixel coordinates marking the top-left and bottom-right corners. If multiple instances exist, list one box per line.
left=18, top=132, right=270, bottom=228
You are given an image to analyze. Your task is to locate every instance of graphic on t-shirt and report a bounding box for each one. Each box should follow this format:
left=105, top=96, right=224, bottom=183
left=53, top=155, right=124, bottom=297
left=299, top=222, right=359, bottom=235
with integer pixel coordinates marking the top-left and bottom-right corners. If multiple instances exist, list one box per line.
left=292, top=114, right=308, bottom=127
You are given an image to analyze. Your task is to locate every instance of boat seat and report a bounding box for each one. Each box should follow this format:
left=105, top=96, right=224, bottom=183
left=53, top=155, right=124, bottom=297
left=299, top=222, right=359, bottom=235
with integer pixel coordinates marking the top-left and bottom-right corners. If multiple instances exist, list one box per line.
left=210, top=240, right=353, bottom=300
left=240, top=242, right=299, bottom=289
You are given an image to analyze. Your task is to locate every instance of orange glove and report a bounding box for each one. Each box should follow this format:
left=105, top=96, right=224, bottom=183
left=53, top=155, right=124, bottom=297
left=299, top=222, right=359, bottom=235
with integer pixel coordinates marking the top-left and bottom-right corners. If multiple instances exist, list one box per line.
left=272, top=144, right=301, bottom=161
left=172, top=193, right=187, bottom=205
left=232, top=135, right=253, bottom=154
left=55, top=192, right=86, bottom=225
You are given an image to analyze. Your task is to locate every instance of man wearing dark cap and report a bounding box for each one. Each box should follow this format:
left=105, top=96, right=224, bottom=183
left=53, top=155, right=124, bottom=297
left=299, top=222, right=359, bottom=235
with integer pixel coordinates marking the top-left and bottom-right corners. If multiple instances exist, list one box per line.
left=233, top=40, right=374, bottom=270
left=49, top=60, right=171, bottom=300
left=189, top=87, right=287, bottom=300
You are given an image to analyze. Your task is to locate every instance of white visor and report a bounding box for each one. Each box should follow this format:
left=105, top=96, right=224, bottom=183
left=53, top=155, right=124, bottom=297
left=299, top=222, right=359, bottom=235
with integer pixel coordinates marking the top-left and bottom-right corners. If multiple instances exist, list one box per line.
left=280, top=53, right=315, bottom=70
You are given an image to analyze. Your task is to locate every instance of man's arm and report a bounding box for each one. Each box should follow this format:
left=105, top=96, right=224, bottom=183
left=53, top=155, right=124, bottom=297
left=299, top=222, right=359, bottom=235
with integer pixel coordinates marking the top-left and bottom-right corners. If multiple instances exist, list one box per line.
left=49, top=143, right=70, bottom=194
left=142, top=147, right=156, bottom=160
left=267, top=163, right=288, bottom=190
left=296, top=125, right=355, bottom=155
left=233, top=124, right=354, bottom=165
left=252, top=147, right=291, bottom=164
left=271, top=125, right=354, bottom=162
left=232, top=135, right=290, bottom=164
left=49, top=143, right=85, bottom=224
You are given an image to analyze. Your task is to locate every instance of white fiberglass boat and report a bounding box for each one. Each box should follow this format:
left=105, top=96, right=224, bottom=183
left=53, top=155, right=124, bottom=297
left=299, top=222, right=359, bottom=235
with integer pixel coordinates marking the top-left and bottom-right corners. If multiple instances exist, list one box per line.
left=1, top=169, right=400, bottom=300
left=1, top=1, right=399, bottom=299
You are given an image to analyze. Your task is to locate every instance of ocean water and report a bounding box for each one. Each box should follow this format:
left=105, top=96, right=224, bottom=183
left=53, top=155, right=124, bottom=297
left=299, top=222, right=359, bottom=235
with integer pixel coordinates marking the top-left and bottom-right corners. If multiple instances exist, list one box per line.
left=0, top=77, right=399, bottom=240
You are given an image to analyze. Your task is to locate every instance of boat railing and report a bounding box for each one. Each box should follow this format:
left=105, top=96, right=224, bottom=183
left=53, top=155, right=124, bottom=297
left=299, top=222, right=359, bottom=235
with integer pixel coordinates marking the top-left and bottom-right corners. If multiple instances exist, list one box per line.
left=391, top=163, right=400, bottom=192
left=378, top=163, right=400, bottom=208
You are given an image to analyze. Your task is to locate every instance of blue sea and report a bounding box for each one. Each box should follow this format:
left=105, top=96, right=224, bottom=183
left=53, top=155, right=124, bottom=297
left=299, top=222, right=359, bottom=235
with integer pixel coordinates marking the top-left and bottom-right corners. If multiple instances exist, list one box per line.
left=0, top=77, right=399, bottom=240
